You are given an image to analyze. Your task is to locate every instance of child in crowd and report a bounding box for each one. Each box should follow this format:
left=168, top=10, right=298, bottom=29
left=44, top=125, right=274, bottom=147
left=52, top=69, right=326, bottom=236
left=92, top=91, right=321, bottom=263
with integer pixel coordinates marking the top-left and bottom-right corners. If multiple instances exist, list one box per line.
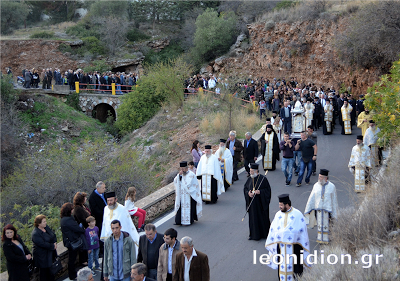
left=125, top=186, right=146, bottom=232
left=188, top=161, right=197, bottom=174
left=85, top=216, right=100, bottom=276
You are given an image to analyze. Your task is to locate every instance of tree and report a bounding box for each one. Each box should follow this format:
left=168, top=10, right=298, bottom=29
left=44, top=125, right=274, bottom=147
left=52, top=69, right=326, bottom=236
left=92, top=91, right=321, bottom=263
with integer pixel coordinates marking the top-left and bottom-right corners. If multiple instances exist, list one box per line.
left=335, top=1, right=400, bottom=72
left=88, top=0, right=129, bottom=20
left=191, top=8, right=238, bottom=66
left=1, top=1, right=30, bottom=35
left=94, top=15, right=129, bottom=55
left=364, top=57, right=400, bottom=147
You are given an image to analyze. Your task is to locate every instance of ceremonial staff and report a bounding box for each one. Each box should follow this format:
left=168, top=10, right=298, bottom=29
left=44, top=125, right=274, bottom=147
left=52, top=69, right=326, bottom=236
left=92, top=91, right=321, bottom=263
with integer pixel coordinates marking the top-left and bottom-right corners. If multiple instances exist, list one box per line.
left=242, top=170, right=268, bottom=221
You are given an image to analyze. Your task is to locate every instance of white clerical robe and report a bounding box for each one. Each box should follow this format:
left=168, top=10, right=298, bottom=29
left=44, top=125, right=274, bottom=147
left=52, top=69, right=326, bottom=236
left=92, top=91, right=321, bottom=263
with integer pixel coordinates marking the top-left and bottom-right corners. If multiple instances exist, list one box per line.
left=214, top=147, right=233, bottom=189
left=174, top=171, right=203, bottom=225
left=364, top=127, right=381, bottom=166
left=263, top=132, right=275, bottom=170
left=100, top=203, right=139, bottom=254
left=304, top=181, right=338, bottom=244
left=196, top=154, right=224, bottom=201
left=271, top=117, right=283, bottom=141
left=348, top=144, right=372, bottom=192
left=305, top=103, right=314, bottom=127
left=341, top=105, right=353, bottom=134
left=324, top=104, right=333, bottom=133
left=265, top=208, right=311, bottom=281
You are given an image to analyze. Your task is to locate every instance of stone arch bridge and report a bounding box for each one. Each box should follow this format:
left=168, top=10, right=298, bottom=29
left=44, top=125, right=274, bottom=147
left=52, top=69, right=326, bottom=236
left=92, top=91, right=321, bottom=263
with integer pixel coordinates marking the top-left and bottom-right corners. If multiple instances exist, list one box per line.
left=78, top=93, right=121, bottom=123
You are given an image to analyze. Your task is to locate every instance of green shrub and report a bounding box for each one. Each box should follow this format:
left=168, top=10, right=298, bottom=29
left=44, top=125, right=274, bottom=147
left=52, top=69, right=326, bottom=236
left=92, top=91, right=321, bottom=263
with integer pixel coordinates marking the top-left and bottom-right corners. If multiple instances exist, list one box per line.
left=58, top=43, right=72, bottom=53
left=81, top=36, right=106, bottom=55
left=1, top=1, right=30, bottom=35
left=30, top=31, right=55, bottom=39
left=334, top=1, right=400, bottom=71
left=1, top=75, right=17, bottom=105
left=143, top=42, right=184, bottom=65
left=127, top=28, right=150, bottom=42
left=83, top=60, right=110, bottom=73
left=191, top=8, right=238, bottom=66
left=66, top=92, right=81, bottom=111
left=66, top=22, right=100, bottom=38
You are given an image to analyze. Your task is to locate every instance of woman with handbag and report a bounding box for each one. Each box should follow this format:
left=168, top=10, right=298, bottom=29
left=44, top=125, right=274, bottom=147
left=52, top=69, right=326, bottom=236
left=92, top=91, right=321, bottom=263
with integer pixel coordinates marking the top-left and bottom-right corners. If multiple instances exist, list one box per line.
left=2, top=224, right=32, bottom=281
left=31, top=215, right=57, bottom=281
left=60, top=202, right=85, bottom=280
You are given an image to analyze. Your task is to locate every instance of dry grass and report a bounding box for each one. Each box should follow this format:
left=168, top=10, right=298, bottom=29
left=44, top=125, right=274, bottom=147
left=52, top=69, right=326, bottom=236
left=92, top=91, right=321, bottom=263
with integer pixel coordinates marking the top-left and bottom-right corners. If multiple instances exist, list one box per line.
left=299, top=145, right=400, bottom=281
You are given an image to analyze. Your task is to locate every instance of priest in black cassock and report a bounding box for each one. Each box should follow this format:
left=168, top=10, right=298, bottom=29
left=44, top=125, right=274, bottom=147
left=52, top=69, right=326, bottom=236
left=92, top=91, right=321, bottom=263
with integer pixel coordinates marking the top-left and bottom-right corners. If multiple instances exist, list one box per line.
left=260, top=124, right=280, bottom=171
left=243, top=163, right=271, bottom=241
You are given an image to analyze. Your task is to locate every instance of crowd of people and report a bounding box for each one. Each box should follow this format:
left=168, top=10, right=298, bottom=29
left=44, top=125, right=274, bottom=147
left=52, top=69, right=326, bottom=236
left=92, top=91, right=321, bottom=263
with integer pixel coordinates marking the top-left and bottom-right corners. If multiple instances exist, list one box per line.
left=3, top=71, right=383, bottom=281
left=16, top=67, right=139, bottom=94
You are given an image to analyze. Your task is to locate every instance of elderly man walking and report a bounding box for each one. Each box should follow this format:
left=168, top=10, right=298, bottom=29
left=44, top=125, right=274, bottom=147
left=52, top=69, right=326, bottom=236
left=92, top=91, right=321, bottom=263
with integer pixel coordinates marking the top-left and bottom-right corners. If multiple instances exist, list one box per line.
left=226, top=131, right=243, bottom=182
left=348, top=135, right=372, bottom=192
left=173, top=236, right=210, bottom=281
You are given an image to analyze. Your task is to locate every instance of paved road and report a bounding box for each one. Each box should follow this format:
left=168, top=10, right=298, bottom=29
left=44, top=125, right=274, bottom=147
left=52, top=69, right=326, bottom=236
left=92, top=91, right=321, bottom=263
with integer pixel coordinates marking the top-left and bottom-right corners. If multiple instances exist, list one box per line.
left=59, top=125, right=361, bottom=281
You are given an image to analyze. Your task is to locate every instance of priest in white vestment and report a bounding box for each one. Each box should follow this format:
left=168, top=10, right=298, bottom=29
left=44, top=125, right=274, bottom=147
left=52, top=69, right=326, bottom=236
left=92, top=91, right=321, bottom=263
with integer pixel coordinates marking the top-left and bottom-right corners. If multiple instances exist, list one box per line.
left=196, top=145, right=224, bottom=204
left=100, top=191, right=139, bottom=254
left=174, top=161, right=202, bottom=225
left=304, top=98, right=315, bottom=128
left=348, top=135, right=372, bottom=192
left=323, top=100, right=333, bottom=135
left=363, top=120, right=381, bottom=166
left=304, top=169, right=338, bottom=244
left=266, top=194, right=310, bottom=281
left=341, top=98, right=353, bottom=135
left=271, top=111, right=283, bottom=141
left=215, top=139, right=233, bottom=191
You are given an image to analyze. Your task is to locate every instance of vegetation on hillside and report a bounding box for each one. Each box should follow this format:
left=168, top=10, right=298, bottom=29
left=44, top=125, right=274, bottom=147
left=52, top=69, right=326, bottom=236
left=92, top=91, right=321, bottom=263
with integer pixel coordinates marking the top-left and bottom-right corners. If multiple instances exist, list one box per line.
left=115, top=58, right=192, bottom=135
left=364, top=57, right=400, bottom=147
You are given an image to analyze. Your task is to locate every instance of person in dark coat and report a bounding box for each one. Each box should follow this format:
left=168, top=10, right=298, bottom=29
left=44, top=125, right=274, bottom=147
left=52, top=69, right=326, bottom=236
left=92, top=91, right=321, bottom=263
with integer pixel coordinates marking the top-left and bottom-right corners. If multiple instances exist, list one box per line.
left=73, top=192, right=91, bottom=229
left=226, top=131, right=244, bottom=182
left=88, top=181, right=107, bottom=234
left=137, top=224, right=164, bottom=279
left=31, top=215, right=57, bottom=281
left=60, top=202, right=86, bottom=280
left=243, top=132, right=259, bottom=177
left=243, top=163, right=271, bottom=241
left=2, top=224, right=32, bottom=281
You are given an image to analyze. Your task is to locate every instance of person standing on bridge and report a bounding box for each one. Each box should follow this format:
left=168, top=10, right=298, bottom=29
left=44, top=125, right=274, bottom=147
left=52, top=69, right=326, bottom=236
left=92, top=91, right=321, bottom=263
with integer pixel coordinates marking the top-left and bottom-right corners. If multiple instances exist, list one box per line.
left=174, top=161, right=202, bottom=225
left=244, top=163, right=271, bottom=241
left=196, top=145, right=224, bottom=204
left=265, top=194, right=310, bottom=281
left=348, top=135, right=372, bottom=192
left=304, top=169, right=338, bottom=244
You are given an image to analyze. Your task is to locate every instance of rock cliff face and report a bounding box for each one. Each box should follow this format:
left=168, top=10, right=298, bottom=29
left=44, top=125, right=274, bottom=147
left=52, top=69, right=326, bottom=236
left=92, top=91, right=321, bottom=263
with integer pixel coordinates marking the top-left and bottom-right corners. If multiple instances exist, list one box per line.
left=1, top=40, right=79, bottom=76
left=210, top=18, right=381, bottom=95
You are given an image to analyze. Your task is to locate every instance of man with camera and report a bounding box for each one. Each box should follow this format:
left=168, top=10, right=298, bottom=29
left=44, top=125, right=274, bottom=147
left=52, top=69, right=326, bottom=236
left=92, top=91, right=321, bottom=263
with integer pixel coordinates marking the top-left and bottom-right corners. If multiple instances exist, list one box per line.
left=279, top=132, right=296, bottom=186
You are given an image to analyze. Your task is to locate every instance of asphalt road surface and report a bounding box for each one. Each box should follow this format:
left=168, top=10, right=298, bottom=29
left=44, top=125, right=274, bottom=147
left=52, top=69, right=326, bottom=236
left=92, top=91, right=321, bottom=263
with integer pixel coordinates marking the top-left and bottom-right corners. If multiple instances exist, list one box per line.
left=59, top=124, right=361, bottom=281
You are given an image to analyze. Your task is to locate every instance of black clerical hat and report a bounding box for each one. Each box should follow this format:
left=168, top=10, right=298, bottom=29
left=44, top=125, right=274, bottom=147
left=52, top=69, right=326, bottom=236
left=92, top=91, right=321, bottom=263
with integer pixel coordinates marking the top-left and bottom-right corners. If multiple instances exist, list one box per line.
left=369, top=120, right=375, bottom=123
left=266, top=117, right=271, bottom=121
left=357, top=135, right=363, bottom=140
left=220, top=138, right=226, bottom=143
left=343, top=97, right=348, bottom=102
left=272, top=110, right=277, bottom=114
left=105, top=191, right=116, bottom=198
left=320, top=169, right=329, bottom=176
left=180, top=161, right=187, bottom=167
left=278, top=194, right=290, bottom=203
left=250, top=163, right=259, bottom=169
left=266, top=124, right=273, bottom=129
left=205, top=145, right=212, bottom=149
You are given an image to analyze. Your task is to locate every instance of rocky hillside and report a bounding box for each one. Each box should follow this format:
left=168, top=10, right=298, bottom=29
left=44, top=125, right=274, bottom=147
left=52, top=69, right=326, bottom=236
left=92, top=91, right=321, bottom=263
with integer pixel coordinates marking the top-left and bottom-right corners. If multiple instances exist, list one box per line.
left=1, top=40, right=80, bottom=76
left=209, top=17, right=381, bottom=95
